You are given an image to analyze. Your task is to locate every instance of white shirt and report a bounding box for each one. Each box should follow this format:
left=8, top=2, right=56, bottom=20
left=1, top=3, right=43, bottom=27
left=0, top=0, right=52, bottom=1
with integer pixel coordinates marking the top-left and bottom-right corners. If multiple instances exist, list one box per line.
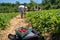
left=19, top=5, right=24, bottom=8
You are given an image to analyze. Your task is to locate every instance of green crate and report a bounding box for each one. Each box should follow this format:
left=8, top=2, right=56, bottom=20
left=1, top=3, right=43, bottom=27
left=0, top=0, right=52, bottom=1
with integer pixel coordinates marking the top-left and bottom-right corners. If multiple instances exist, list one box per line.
left=15, top=27, right=32, bottom=38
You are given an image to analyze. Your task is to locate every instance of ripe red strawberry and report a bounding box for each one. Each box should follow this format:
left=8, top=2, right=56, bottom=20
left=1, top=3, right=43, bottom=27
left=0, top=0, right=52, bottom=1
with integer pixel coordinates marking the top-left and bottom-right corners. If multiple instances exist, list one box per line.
left=22, top=29, right=26, bottom=32
left=18, top=29, right=26, bottom=33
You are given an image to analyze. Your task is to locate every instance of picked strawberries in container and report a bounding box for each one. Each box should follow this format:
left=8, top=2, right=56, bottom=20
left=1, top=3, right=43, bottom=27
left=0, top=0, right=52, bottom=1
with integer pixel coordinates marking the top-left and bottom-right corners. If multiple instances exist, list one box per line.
left=18, top=28, right=27, bottom=33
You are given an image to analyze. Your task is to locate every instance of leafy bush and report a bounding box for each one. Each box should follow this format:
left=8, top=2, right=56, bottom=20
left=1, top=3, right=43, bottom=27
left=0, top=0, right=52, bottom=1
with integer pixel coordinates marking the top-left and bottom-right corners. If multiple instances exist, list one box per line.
left=25, top=9, right=60, bottom=34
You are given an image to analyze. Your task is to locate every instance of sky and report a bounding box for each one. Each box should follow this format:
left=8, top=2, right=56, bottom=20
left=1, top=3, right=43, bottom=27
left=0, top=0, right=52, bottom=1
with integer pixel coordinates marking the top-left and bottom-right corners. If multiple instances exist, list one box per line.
left=0, top=0, right=42, bottom=4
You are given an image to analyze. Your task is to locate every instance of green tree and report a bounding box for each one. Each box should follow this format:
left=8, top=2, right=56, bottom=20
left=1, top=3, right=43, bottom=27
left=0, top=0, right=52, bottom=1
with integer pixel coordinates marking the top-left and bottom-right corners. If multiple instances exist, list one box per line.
left=42, top=0, right=60, bottom=9
left=30, top=0, right=37, bottom=10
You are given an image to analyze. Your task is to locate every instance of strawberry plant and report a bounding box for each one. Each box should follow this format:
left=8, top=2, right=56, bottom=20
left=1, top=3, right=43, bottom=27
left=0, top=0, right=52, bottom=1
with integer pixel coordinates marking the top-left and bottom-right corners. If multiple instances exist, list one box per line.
left=25, top=9, right=60, bottom=34
left=0, top=13, right=19, bottom=30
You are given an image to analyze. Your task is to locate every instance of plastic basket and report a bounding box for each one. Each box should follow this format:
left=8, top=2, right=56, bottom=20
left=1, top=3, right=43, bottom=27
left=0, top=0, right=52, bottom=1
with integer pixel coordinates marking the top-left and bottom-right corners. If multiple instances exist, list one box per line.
left=15, top=27, right=32, bottom=38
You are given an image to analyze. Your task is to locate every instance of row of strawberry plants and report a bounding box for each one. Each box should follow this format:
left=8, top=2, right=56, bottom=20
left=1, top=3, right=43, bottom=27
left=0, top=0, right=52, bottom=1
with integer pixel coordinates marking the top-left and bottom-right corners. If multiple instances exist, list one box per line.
left=0, top=13, right=19, bottom=30
left=25, top=9, right=60, bottom=34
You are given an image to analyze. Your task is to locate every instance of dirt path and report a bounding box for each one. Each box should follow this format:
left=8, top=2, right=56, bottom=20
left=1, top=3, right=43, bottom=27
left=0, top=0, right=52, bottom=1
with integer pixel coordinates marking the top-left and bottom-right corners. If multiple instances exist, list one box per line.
left=0, top=15, right=28, bottom=40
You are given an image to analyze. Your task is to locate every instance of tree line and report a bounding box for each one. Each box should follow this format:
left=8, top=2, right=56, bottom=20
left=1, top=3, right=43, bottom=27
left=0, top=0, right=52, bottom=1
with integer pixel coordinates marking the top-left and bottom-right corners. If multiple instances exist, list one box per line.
left=0, top=0, right=60, bottom=13
left=42, top=0, right=60, bottom=9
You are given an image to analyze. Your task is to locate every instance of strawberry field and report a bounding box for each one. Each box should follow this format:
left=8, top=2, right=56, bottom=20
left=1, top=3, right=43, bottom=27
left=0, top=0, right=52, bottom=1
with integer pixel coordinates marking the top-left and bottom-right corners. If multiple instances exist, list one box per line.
left=25, top=9, right=60, bottom=34
left=0, top=13, right=19, bottom=30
